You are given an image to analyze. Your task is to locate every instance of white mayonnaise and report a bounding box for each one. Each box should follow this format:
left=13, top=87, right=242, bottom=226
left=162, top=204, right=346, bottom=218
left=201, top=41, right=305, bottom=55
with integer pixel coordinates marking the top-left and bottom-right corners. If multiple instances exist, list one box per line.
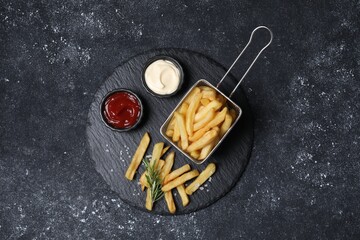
left=144, top=60, right=180, bottom=95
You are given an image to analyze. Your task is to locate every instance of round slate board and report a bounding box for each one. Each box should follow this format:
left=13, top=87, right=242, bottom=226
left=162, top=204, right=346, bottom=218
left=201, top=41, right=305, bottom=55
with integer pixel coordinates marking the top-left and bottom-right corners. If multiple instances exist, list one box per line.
left=86, top=48, right=253, bottom=215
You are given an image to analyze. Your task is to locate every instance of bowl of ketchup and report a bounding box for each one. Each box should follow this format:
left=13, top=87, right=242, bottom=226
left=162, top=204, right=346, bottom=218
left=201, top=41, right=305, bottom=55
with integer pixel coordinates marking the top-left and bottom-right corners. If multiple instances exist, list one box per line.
left=101, top=89, right=143, bottom=132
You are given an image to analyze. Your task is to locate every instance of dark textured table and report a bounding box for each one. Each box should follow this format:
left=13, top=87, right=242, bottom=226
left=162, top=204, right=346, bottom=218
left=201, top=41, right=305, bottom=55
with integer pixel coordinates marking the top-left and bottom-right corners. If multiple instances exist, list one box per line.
left=1, top=1, right=359, bottom=239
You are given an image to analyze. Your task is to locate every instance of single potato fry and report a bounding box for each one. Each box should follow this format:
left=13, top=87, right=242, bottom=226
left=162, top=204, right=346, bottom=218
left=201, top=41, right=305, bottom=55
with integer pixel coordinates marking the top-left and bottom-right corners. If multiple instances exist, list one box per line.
left=178, top=102, right=189, bottom=115
left=187, top=129, right=218, bottom=152
left=202, top=89, right=217, bottom=100
left=190, top=150, right=200, bottom=159
left=139, top=171, right=147, bottom=189
left=174, top=112, right=188, bottom=150
left=184, top=87, right=201, bottom=104
left=164, top=191, right=176, bottom=214
left=164, top=164, right=191, bottom=184
left=229, top=108, right=237, bottom=120
left=166, top=129, right=174, bottom=137
left=200, top=98, right=210, bottom=106
left=145, top=188, right=153, bottom=211
left=186, top=92, right=202, bottom=136
left=198, top=105, right=205, bottom=113
left=199, top=138, right=218, bottom=160
left=189, top=107, right=228, bottom=142
left=185, top=163, right=216, bottom=195
left=162, top=170, right=200, bottom=192
left=167, top=116, right=176, bottom=130
left=125, top=132, right=151, bottom=180
left=193, top=109, right=215, bottom=131
left=161, top=146, right=170, bottom=157
left=176, top=184, right=189, bottom=206
left=150, top=142, right=164, bottom=169
left=199, top=86, right=215, bottom=91
left=160, top=152, right=174, bottom=180
left=194, top=100, right=222, bottom=122
left=172, top=121, right=180, bottom=142
left=216, top=94, right=226, bottom=105
left=220, top=113, right=233, bottom=136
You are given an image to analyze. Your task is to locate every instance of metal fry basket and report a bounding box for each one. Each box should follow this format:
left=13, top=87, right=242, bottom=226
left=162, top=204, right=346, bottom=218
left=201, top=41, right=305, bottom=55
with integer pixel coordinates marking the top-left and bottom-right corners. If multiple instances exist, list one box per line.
left=160, top=26, right=273, bottom=164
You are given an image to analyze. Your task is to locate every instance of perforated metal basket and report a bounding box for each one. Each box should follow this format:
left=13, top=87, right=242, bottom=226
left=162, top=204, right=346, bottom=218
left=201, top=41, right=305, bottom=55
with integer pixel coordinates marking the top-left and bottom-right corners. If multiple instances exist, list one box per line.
left=160, top=26, right=273, bottom=164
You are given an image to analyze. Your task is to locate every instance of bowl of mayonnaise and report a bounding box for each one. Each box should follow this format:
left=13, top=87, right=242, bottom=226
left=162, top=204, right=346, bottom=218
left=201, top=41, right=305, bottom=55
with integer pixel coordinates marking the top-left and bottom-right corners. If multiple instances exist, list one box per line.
left=142, top=55, right=184, bottom=98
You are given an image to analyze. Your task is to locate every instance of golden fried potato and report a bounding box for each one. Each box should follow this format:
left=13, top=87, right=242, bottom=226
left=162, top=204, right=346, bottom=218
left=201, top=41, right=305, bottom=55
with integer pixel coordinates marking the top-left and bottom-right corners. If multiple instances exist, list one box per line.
left=220, top=113, right=233, bottom=137
left=186, top=92, right=202, bottom=136
left=202, top=89, right=217, bottom=101
left=174, top=112, right=188, bottom=150
left=194, top=100, right=222, bottom=122
left=164, top=164, right=191, bottom=184
left=162, top=170, right=199, bottom=192
left=172, top=121, right=180, bottom=142
left=164, top=191, right=176, bottom=214
left=200, top=98, right=210, bottom=106
left=178, top=102, right=189, bottom=115
left=185, top=163, right=216, bottom=195
left=160, top=152, right=174, bottom=180
left=166, top=129, right=174, bottom=137
left=176, top=184, right=189, bottom=206
left=193, top=109, right=215, bottom=131
left=125, top=132, right=151, bottom=180
left=199, top=138, right=217, bottom=160
left=184, top=87, right=201, bottom=104
left=187, top=129, right=218, bottom=152
left=145, top=188, right=153, bottom=211
left=190, top=150, right=200, bottom=159
left=189, top=107, right=228, bottom=142
left=229, top=108, right=237, bottom=120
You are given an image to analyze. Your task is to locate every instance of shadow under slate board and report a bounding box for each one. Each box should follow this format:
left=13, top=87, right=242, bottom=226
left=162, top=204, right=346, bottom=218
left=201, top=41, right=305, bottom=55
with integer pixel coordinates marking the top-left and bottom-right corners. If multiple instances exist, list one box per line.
left=86, top=48, right=254, bottom=215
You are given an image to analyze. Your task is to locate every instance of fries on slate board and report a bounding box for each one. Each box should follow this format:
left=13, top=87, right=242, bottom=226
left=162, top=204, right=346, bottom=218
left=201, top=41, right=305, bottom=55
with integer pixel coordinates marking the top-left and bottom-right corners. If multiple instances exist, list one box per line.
left=124, top=132, right=216, bottom=213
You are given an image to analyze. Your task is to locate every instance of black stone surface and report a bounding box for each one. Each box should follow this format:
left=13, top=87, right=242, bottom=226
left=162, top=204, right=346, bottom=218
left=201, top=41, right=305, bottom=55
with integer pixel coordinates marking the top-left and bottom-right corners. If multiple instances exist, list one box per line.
left=87, top=48, right=253, bottom=215
left=1, top=0, right=359, bottom=239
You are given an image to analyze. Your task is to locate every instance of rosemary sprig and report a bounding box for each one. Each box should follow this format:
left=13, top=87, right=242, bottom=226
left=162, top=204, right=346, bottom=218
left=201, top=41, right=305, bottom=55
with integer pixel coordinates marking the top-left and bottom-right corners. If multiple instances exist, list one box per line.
left=143, top=157, right=164, bottom=203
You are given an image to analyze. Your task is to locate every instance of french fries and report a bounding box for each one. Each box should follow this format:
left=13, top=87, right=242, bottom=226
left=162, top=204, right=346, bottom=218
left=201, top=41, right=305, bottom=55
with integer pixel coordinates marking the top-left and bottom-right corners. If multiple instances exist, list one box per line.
left=190, top=150, right=200, bottom=159
left=200, top=98, right=210, bottom=106
left=138, top=142, right=164, bottom=189
left=150, top=142, right=164, bottom=169
left=187, top=129, right=218, bottom=152
left=176, top=184, right=189, bottom=206
left=164, top=164, right=191, bottom=184
left=174, top=112, right=188, bottom=150
left=160, top=152, right=174, bottom=180
left=166, top=129, right=174, bottom=137
left=165, top=86, right=237, bottom=160
left=184, top=87, right=201, bottom=104
left=194, top=100, right=222, bottom=122
left=164, top=191, right=176, bottom=214
left=220, top=113, right=233, bottom=137
left=162, top=169, right=199, bottom=192
left=186, top=92, right=202, bottom=136
left=185, top=163, right=216, bottom=195
left=145, top=188, right=153, bottom=211
left=124, top=134, right=219, bottom=214
left=161, top=146, right=170, bottom=157
left=189, top=107, right=227, bottom=142
left=199, top=137, right=218, bottom=160
left=125, top=132, right=151, bottom=180
left=193, top=109, right=215, bottom=131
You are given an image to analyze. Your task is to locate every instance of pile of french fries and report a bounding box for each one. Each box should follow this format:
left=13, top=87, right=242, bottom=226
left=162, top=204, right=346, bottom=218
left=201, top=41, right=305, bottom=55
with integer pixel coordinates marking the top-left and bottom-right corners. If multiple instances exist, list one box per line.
left=125, top=132, right=216, bottom=214
left=165, top=86, right=236, bottom=160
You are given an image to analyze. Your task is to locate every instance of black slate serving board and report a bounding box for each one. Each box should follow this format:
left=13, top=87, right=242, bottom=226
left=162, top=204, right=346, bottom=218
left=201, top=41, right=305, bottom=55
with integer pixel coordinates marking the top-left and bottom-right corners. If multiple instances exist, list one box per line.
left=86, top=48, right=253, bottom=215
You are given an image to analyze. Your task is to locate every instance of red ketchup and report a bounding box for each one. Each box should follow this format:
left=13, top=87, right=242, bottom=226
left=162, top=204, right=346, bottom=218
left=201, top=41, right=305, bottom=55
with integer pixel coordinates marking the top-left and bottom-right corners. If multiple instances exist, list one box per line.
left=103, top=91, right=141, bottom=129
